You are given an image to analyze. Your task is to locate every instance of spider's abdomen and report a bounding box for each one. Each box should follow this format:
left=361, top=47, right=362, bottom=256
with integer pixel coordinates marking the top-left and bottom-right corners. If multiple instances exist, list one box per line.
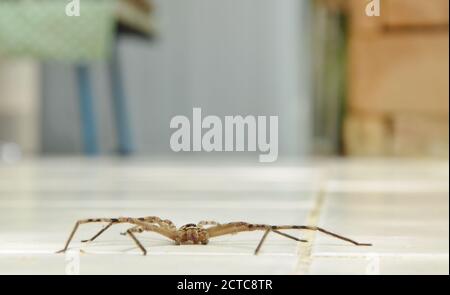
left=176, top=224, right=209, bottom=245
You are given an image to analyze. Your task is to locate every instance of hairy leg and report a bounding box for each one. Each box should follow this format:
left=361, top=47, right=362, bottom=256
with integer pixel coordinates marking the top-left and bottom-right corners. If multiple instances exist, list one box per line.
left=254, top=229, right=271, bottom=255
left=197, top=220, right=221, bottom=228
left=56, top=217, right=178, bottom=253
left=81, top=221, right=115, bottom=243
left=205, top=222, right=371, bottom=255
left=124, top=224, right=178, bottom=255
left=126, top=227, right=147, bottom=255
left=271, top=229, right=308, bottom=243
left=272, top=225, right=372, bottom=246
left=56, top=218, right=120, bottom=253
left=80, top=216, right=176, bottom=244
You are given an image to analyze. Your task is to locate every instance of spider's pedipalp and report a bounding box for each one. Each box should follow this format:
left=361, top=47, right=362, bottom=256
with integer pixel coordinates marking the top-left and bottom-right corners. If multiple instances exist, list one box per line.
left=176, top=224, right=210, bottom=245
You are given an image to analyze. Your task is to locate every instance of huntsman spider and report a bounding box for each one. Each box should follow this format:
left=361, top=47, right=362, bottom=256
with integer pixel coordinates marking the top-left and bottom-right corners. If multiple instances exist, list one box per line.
left=56, top=216, right=372, bottom=255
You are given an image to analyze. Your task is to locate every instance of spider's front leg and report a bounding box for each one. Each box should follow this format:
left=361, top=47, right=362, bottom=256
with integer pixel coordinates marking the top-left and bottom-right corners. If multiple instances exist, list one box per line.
left=124, top=223, right=178, bottom=256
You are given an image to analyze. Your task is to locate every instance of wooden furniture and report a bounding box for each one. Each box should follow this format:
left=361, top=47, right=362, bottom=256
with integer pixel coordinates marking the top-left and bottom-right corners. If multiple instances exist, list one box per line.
left=117, top=0, right=154, bottom=34
left=343, top=0, right=449, bottom=157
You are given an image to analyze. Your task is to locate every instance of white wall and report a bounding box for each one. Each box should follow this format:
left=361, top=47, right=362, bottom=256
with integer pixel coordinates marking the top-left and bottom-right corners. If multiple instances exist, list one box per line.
left=122, top=0, right=312, bottom=156
left=42, top=0, right=313, bottom=157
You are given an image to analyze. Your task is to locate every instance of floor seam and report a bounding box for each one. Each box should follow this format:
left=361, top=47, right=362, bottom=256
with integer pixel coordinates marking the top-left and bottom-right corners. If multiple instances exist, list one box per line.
left=294, top=184, right=326, bottom=275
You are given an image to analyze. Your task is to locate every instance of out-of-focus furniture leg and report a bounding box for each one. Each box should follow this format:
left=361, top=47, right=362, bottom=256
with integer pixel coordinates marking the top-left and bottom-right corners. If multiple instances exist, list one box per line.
left=109, top=41, right=134, bottom=155
left=76, top=64, right=99, bottom=155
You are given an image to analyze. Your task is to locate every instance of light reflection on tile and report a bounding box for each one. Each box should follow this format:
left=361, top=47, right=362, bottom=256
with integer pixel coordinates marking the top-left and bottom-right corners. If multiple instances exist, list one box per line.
left=0, top=158, right=448, bottom=274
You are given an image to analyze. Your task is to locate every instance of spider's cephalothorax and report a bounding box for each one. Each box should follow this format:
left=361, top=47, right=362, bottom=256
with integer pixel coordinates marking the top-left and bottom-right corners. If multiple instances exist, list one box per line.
left=57, top=216, right=372, bottom=256
left=176, top=224, right=210, bottom=245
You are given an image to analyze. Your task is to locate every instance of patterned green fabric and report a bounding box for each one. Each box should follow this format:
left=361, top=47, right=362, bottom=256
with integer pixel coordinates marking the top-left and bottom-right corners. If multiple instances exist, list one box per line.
left=0, top=0, right=117, bottom=61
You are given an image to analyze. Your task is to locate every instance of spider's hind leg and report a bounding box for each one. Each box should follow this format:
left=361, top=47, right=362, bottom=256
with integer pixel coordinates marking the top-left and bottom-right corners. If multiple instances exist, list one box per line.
left=56, top=218, right=120, bottom=254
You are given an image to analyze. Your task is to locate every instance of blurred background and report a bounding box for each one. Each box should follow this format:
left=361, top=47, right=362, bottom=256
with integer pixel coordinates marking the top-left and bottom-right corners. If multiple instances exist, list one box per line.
left=0, top=0, right=448, bottom=161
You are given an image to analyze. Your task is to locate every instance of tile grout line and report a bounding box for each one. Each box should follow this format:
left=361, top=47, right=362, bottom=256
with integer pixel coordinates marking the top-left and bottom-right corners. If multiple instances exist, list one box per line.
left=294, top=185, right=326, bottom=275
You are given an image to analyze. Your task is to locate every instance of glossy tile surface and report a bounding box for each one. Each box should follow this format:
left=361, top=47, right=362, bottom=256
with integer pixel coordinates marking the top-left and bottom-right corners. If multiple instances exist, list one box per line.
left=0, top=158, right=448, bottom=274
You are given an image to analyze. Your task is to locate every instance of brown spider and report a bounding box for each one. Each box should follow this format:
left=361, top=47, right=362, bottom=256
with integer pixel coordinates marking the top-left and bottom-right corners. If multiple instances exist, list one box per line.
left=56, top=216, right=372, bottom=255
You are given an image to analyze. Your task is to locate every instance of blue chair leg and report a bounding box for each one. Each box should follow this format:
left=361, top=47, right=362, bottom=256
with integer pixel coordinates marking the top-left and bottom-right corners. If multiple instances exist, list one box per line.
left=76, top=64, right=99, bottom=155
left=110, top=45, right=134, bottom=155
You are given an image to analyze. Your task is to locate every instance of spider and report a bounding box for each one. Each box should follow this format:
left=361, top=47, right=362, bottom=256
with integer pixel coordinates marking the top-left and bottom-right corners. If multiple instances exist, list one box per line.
left=56, top=216, right=372, bottom=255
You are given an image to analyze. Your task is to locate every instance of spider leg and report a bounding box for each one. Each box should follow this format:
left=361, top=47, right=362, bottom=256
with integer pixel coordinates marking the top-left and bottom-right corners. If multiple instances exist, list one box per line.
left=80, top=216, right=175, bottom=243
left=197, top=220, right=221, bottom=228
left=273, top=225, right=372, bottom=246
left=120, top=225, right=141, bottom=236
left=81, top=221, right=115, bottom=243
left=271, top=229, right=308, bottom=243
left=254, top=228, right=271, bottom=255
left=126, top=228, right=147, bottom=256
left=205, top=222, right=371, bottom=255
left=205, top=222, right=273, bottom=255
left=254, top=229, right=308, bottom=255
left=56, top=218, right=120, bottom=253
left=57, top=216, right=177, bottom=254
left=139, top=216, right=177, bottom=230
left=123, top=223, right=178, bottom=255
left=206, top=222, right=267, bottom=238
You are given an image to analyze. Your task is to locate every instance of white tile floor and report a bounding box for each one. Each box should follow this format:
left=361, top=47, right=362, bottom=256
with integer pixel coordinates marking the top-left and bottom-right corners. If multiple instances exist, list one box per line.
left=0, top=158, right=448, bottom=275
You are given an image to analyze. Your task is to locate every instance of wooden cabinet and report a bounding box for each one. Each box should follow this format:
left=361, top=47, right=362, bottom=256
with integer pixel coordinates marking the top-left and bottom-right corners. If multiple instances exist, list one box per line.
left=344, top=0, right=449, bottom=157
left=349, top=0, right=449, bottom=33
left=349, top=32, right=449, bottom=115
left=383, top=0, right=449, bottom=28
